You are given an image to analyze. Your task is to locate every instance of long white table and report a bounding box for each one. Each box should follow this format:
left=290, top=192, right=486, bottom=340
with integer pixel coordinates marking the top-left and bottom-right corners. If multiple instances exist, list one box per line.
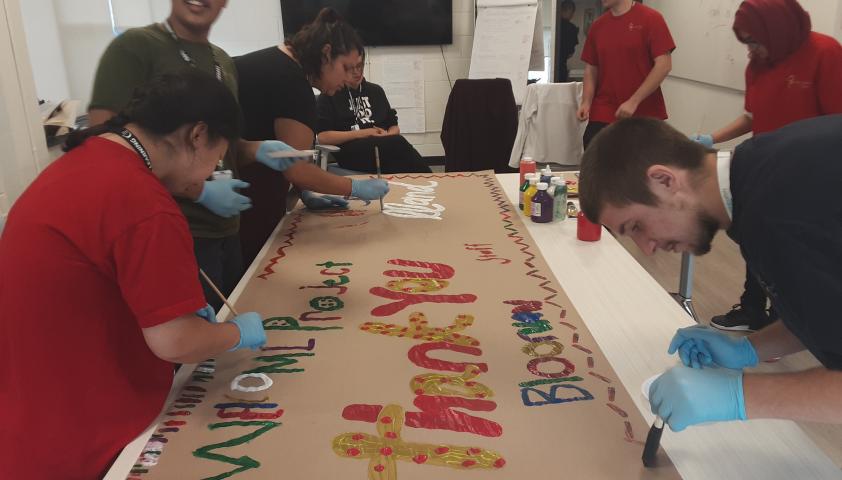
left=107, top=173, right=840, bottom=479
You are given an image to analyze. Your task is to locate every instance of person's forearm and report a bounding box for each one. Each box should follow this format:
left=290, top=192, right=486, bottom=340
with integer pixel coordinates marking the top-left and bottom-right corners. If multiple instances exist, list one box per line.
left=744, top=368, right=842, bottom=423
left=628, top=56, right=671, bottom=105
left=387, top=125, right=400, bottom=135
left=285, top=161, right=353, bottom=196
left=711, top=114, right=753, bottom=144
left=145, top=316, right=241, bottom=364
left=747, top=319, right=805, bottom=361
left=318, top=130, right=361, bottom=146
left=237, top=139, right=260, bottom=167
left=582, top=64, right=597, bottom=105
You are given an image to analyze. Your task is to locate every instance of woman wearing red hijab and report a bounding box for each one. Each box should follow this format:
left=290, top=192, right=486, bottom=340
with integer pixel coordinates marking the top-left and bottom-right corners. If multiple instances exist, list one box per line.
left=692, top=0, right=842, bottom=333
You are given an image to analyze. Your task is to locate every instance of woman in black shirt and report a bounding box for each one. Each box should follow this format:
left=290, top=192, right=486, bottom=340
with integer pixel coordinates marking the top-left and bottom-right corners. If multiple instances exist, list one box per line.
left=235, top=8, right=388, bottom=266
left=316, top=51, right=432, bottom=174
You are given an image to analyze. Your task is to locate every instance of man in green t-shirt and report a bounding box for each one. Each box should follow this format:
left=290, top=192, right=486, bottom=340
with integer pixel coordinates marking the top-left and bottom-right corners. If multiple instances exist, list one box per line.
left=89, top=0, right=389, bottom=310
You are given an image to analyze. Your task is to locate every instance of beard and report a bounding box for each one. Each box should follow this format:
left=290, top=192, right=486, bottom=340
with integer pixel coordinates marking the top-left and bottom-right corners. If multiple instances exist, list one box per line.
left=692, top=212, right=720, bottom=255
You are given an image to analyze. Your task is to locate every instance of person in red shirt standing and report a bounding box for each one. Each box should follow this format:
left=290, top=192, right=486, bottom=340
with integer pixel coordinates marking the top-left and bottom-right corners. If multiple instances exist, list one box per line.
left=691, top=0, right=842, bottom=332
left=0, top=70, right=268, bottom=480
left=577, top=0, right=676, bottom=147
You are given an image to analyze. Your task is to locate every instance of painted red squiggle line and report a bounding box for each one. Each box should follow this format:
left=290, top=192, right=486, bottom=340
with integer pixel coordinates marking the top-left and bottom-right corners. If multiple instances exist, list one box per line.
left=258, top=212, right=304, bottom=280
left=385, top=173, right=473, bottom=180
left=483, top=176, right=637, bottom=439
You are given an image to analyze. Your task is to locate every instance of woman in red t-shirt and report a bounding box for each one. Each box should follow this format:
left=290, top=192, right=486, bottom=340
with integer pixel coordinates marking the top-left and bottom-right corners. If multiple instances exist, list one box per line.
left=692, top=0, right=842, bottom=332
left=0, top=70, right=268, bottom=479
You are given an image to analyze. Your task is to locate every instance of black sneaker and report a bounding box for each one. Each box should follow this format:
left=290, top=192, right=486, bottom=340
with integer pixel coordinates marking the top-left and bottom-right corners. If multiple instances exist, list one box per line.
left=710, top=304, right=769, bottom=332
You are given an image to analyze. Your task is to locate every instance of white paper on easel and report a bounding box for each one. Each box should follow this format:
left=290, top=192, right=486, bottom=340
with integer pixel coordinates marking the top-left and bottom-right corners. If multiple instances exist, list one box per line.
left=370, top=54, right=426, bottom=132
left=469, top=0, right=541, bottom=104
left=394, top=107, right=425, bottom=134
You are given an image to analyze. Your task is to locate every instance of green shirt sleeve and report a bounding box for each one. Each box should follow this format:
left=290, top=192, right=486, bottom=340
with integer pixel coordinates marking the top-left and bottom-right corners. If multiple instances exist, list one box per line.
left=89, top=30, right=152, bottom=113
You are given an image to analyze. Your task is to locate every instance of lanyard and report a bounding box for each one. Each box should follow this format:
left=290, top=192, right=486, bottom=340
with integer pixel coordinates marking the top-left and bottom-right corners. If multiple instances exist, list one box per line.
left=347, top=86, right=362, bottom=126
left=119, top=128, right=153, bottom=170
left=161, top=20, right=223, bottom=82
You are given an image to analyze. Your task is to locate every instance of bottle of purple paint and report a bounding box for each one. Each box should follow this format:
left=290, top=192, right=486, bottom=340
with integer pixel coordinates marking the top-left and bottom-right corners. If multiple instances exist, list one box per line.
left=531, top=182, right=553, bottom=223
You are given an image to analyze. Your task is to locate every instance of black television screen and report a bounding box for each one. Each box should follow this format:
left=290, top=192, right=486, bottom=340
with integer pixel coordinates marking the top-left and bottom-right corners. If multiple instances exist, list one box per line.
left=280, top=0, right=453, bottom=46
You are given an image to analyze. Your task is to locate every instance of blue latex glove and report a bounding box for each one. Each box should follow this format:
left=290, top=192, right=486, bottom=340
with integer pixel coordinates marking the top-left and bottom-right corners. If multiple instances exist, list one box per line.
left=300, top=191, right=349, bottom=210
left=649, top=365, right=746, bottom=432
left=689, top=134, right=714, bottom=148
left=229, top=312, right=267, bottom=351
left=255, top=140, right=309, bottom=172
left=668, top=325, right=758, bottom=370
left=196, top=179, right=252, bottom=218
left=195, top=304, right=217, bottom=323
left=351, top=179, right=389, bottom=201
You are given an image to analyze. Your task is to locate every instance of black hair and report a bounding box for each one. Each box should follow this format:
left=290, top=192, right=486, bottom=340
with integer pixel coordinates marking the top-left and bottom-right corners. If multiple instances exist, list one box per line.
left=561, top=1, right=575, bottom=12
left=65, top=69, right=241, bottom=152
left=285, top=7, right=364, bottom=79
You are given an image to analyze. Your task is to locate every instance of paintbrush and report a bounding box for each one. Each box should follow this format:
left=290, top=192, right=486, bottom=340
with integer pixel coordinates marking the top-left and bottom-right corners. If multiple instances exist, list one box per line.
left=642, top=416, right=665, bottom=467
left=199, top=268, right=240, bottom=317
left=375, top=146, right=384, bottom=212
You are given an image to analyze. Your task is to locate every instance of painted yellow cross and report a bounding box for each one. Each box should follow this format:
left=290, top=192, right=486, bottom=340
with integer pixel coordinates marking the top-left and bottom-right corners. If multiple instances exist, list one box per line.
left=333, top=404, right=505, bottom=479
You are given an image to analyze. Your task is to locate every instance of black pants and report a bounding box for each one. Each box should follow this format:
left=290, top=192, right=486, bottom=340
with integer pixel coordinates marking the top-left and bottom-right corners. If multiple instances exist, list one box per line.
left=583, top=121, right=609, bottom=149
left=335, top=135, right=432, bottom=174
left=193, top=234, right=244, bottom=312
left=741, top=270, right=777, bottom=321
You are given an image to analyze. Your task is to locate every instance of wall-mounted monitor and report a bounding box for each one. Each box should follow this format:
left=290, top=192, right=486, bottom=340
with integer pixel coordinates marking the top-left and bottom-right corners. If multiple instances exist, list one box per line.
left=280, top=0, right=453, bottom=46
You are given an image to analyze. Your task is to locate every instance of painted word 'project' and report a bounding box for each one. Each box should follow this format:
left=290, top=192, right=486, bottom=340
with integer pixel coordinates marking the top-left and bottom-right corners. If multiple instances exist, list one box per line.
left=133, top=173, right=678, bottom=479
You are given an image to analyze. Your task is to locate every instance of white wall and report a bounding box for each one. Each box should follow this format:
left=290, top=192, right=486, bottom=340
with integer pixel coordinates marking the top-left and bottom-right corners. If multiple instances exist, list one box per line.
left=18, top=0, right=70, bottom=102
left=651, top=0, right=842, bottom=146
left=0, top=0, right=51, bottom=228
left=19, top=0, right=469, bottom=158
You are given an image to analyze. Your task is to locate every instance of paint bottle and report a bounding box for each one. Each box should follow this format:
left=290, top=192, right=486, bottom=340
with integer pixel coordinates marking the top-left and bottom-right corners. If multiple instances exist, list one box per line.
left=531, top=182, right=553, bottom=223
left=523, top=177, right=539, bottom=217
left=551, top=177, right=568, bottom=222
left=540, top=166, right=553, bottom=184
left=519, top=156, right=536, bottom=186
left=519, top=173, right=537, bottom=211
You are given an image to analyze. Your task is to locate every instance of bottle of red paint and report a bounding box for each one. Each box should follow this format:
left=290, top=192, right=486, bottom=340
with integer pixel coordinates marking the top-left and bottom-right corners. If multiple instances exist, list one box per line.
left=519, top=157, right=536, bottom=186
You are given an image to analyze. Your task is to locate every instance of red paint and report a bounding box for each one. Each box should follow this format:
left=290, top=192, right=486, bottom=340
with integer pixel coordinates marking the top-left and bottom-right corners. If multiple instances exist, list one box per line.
left=261, top=338, right=316, bottom=352
left=527, top=357, right=575, bottom=378
left=164, top=421, right=186, bottom=427
left=352, top=434, right=364, bottom=440
left=588, top=371, right=612, bottom=383
left=462, top=459, right=477, bottom=467
left=342, top=397, right=502, bottom=437
left=435, top=447, right=449, bottom=454
left=407, top=342, right=488, bottom=373
left=369, top=287, right=476, bottom=317
left=166, top=411, right=190, bottom=416
left=380, top=447, right=393, bottom=456
left=494, top=458, right=506, bottom=468
left=347, top=448, right=360, bottom=457
left=374, top=464, right=385, bottom=472
left=380, top=416, right=392, bottom=424
left=216, top=405, right=284, bottom=421
left=606, top=403, right=628, bottom=418
left=413, top=454, right=428, bottom=464
left=468, top=448, right=482, bottom=454
left=185, top=386, right=206, bottom=392
left=504, top=300, right=542, bottom=313
left=383, top=259, right=454, bottom=280
left=385, top=432, right=397, bottom=439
